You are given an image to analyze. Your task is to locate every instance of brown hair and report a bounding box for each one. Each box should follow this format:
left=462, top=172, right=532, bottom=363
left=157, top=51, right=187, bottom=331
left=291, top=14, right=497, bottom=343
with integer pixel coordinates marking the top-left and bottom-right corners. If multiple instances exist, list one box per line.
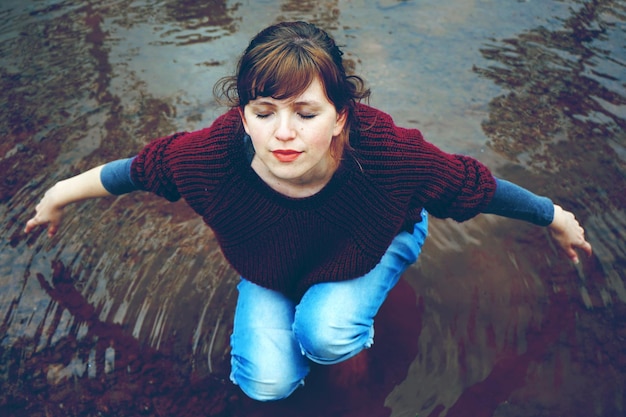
left=214, top=21, right=370, bottom=162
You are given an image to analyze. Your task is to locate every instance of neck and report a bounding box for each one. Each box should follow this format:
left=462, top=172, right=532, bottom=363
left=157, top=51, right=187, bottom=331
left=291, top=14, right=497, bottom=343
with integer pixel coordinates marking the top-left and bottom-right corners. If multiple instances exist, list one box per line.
left=251, top=155, right=339, bottom=198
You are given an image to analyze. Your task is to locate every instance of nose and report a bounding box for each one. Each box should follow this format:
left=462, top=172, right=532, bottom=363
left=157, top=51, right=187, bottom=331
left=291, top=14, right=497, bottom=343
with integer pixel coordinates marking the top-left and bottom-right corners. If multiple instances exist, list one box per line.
left=274, top=114, right=296, bottom=141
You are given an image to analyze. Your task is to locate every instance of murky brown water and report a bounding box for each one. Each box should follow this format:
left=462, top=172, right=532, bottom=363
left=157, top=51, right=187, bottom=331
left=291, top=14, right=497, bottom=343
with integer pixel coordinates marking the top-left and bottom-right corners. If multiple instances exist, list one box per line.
left=1, top=1, right=625, bottom=416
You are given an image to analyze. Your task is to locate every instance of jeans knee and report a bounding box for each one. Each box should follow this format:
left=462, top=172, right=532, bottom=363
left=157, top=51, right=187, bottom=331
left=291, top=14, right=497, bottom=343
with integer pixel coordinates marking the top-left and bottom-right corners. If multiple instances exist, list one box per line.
left=230, top=357, right=305, bottom=401
left=234, top=377, right=304, bottom=402
left=294, top=319, right=374, bottom=364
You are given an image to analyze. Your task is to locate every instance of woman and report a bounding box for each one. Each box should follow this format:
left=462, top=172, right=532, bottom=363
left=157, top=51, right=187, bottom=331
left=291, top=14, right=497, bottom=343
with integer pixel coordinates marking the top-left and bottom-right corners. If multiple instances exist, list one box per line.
left=24, top=21, right=592, bottom=401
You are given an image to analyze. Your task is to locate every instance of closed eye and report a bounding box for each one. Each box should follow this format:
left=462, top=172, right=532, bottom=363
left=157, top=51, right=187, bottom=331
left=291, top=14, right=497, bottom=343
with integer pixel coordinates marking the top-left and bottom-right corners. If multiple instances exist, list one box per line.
left=299, top=113, right=317, bottom=120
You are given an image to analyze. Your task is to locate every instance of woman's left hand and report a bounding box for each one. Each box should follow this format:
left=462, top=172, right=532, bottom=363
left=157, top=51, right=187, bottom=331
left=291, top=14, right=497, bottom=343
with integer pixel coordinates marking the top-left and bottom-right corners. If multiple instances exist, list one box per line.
left=548, top=204, right=593, bottom=264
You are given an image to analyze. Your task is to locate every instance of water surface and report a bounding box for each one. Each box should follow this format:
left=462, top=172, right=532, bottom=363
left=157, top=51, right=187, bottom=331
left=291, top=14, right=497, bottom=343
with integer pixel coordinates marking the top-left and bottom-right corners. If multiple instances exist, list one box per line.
left=1, top=1, right=625, bottom=416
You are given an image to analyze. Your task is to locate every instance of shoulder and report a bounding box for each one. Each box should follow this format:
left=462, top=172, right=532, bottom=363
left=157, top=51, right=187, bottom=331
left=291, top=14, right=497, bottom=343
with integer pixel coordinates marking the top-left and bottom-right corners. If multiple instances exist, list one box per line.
left=201, top=107, right=243, bottom=139
left=353, top=103, right=426, bottom=151
left=350, top=104, right=464, bottom=177
left=354, top=103, right=395, bottom=129
left=146, top=108, right=243, bottom=161
left=136, top=108, right=245, bottom=177
left=178, top=108, right=242, bottom=146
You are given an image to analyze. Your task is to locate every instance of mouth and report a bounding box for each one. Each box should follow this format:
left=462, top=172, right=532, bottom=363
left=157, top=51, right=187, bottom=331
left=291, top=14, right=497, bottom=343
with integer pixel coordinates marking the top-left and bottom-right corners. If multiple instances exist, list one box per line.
left=272, top=150, right=302, bottom=163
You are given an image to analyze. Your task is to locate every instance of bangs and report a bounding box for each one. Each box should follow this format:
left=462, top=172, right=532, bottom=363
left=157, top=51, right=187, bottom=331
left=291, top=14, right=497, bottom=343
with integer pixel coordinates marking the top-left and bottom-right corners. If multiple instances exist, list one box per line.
left=238, top=41, right=328, bottom=104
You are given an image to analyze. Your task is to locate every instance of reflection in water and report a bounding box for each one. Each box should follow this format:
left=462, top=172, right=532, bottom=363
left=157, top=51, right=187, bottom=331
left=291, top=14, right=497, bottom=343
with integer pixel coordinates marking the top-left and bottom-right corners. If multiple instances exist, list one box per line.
left=1, top=0, right=625, bottom=416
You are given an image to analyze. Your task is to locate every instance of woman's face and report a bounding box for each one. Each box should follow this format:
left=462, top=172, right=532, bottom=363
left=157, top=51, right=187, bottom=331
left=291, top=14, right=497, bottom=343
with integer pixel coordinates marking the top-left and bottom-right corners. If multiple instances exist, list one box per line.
left=240, top=77, right=347, bottom=197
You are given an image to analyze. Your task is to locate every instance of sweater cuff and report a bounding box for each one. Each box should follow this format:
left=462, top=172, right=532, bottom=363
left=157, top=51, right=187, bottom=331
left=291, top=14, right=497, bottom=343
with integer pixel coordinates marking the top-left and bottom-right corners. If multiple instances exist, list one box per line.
left=100, top=157, right=139, bottom=195
left=484, top=178, right=554, bottom=226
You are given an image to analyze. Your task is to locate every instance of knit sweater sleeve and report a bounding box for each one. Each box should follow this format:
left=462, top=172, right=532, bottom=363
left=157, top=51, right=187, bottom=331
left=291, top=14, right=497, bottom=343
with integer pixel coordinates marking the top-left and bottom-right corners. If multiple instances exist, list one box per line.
left=416, top=138, right=497, bottom=221
left=130, top=132, right=187, bottom=201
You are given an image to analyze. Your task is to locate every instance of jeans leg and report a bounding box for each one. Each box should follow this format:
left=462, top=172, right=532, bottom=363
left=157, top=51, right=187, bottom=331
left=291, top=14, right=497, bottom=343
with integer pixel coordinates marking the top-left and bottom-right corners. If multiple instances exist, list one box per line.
left=293, top=213, right=429, bottom=365
left=230, top=279, right=310, bottom=401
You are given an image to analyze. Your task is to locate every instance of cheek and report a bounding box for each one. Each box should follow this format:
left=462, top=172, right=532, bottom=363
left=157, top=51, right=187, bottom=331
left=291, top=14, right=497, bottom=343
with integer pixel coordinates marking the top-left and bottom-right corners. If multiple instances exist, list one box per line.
left=310, top=132, right=334, bottom=153
left=244, top=120, right=267, bottom=140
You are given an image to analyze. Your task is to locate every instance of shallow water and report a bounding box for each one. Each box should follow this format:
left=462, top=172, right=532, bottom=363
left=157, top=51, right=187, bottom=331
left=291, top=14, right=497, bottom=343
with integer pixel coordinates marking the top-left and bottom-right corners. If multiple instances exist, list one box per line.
left=1, top=0, right=625, bottom=416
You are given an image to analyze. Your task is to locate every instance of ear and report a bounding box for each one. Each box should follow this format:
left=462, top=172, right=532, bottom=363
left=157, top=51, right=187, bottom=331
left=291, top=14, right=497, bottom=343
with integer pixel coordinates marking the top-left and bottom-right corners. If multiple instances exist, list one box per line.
left=333, top=109, right=348, bottom=136
left=238, top=107, right=251, bottom=135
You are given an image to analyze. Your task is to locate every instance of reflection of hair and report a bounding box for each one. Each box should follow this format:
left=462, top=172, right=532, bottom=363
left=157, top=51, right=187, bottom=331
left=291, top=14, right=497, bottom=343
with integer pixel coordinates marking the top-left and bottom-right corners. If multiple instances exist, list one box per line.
left=214, top=21, right=370, bottom=162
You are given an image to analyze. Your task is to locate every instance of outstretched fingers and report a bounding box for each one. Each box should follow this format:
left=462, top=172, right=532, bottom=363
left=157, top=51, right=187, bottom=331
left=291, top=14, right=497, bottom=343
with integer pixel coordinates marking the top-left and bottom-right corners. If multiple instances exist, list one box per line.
left=24, top=200, right=63, bottom=237
left=549, top=205, right=592, bottom=264
left=24, top=214, right=54, bottom=236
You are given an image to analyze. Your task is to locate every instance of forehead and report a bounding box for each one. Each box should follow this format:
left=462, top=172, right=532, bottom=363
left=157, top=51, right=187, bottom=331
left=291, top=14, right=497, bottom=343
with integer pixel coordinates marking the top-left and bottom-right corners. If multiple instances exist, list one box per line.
left=248, top=78, right=330, bottom=106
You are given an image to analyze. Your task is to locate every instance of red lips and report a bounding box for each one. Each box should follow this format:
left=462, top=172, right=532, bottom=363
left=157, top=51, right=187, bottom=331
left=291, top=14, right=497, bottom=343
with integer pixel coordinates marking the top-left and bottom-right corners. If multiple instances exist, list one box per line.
left=272, top=150, right=302, bottom=162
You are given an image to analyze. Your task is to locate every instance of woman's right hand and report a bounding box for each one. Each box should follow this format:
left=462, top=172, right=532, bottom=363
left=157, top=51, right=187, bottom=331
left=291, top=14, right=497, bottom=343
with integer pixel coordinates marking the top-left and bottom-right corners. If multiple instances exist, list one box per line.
left=24, top=165, right=112, bottom=238
left=24, top=184, right=66, bottom=237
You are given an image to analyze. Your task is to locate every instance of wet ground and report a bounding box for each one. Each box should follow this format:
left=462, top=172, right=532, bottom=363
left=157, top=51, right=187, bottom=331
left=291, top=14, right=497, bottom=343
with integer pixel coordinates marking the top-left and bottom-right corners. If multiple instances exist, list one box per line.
left=1, top=0, right=625, bottom=416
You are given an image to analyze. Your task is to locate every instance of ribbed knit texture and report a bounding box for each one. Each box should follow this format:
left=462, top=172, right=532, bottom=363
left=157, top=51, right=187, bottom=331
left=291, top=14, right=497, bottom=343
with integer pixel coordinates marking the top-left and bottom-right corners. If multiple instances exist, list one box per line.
left=131, top=104, right=496, bottom=298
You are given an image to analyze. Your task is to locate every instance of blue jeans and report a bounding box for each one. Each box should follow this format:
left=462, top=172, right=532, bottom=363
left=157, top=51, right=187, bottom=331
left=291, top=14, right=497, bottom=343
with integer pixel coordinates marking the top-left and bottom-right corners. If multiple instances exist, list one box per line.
left=229, top=211, right=428, bottom=401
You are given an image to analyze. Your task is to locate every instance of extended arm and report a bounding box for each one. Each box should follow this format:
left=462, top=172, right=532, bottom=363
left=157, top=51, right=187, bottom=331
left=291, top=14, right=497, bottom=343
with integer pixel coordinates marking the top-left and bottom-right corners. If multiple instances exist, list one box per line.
left=485, top=178, right=592, bottom=263
left=24, top=158, right=138, bottom=237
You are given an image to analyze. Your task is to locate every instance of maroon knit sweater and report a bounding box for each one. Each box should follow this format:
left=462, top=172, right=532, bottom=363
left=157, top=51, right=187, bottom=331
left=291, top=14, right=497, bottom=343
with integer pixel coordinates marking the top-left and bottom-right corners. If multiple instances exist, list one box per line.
left=131, top=104, right=496, bottom=297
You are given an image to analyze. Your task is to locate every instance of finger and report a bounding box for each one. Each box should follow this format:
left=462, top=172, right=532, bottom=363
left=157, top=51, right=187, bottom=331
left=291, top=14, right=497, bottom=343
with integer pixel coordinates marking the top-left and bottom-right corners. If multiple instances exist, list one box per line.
left=564, top=246, right=579, bottom=264
left=24, top=218, right=38, bottom=234
left=579, top=240, right=593, bottom=257
left=48, top=225, right=58, bottom=237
